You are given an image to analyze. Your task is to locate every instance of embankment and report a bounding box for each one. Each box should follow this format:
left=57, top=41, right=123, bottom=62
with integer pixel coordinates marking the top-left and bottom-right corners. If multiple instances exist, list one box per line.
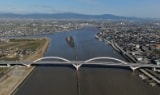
left=24, top=38, right=50, bottom=61
left=0, top=38, right=50, bottom=95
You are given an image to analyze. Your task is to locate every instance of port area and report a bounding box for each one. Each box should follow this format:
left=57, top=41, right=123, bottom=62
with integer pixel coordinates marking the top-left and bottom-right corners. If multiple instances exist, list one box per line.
left=95, top=34, right=160, bottom=87
left=0, top=38, right=50, bottom=95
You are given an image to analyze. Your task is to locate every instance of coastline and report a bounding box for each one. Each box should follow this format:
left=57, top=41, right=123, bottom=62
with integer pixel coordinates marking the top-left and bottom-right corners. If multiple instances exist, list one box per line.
left=0, top=38, right=50, bottom=95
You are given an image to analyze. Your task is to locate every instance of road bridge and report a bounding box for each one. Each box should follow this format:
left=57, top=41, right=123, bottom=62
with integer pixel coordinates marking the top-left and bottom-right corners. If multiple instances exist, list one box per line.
left=0, top=56, right=160, bottom=71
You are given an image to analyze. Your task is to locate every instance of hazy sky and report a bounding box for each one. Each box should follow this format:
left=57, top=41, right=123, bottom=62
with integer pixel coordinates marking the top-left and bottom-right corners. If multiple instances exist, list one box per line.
left=0, top=0, right=160, bottom=18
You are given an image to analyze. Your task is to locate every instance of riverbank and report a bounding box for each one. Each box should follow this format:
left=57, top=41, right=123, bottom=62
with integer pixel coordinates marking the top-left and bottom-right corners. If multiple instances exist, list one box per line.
left=110, top=40, right=137, bottom=62
left=95, top=34, right=137, bottom=62
left=95, top=33, right=160, bottom=86
left=23, top=38, right=50, bottom=61
left=0, top=38, right=50, bottom=95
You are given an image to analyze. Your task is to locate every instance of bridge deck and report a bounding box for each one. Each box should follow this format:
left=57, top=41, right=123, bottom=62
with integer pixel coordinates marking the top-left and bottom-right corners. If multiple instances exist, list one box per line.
left=0, top=61, right=160, bottom=69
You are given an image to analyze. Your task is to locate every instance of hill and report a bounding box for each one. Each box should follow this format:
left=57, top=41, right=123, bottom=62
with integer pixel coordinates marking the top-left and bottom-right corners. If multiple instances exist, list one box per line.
left=0, top=13, right=141, bottom=20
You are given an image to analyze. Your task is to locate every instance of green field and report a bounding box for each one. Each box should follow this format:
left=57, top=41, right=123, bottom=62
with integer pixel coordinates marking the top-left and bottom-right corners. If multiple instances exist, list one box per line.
left=1, top=57, right=19, bottom=61
left=17, top=40, right=43, bottom=51
left=9, top=39, right=36, bottom=42
left=0, top=38, right=47, bottom=61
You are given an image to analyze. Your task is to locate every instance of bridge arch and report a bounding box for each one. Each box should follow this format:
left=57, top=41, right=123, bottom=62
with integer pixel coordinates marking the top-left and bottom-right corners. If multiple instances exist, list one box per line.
left=22, top=56, right=160, bottom=71
left=24, top=56, right=71, bottom=68
left=31, top=56, right=129, bottom=71
left=85, top=57, right=128, bottom=64
left=33, top=56, right=71, bottom=63
left=73, top=57, right=129, bottom=70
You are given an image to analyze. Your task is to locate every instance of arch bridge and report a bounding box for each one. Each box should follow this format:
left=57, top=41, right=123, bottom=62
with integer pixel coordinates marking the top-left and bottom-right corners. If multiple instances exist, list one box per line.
left=22, top=56, right=160, bottom=71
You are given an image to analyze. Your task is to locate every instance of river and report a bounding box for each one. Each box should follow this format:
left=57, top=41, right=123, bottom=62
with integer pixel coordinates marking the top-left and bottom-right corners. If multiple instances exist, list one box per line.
left=14, top=28, right=160, bottom=95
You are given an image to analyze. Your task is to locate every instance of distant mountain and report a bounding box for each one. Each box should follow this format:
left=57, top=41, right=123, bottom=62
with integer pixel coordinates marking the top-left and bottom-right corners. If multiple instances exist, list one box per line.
left=0, top=13, right=142, bottom=20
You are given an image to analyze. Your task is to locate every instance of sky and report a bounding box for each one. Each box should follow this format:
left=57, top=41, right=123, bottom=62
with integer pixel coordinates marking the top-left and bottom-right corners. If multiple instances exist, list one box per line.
left=0, top=0, right=160, bottom=18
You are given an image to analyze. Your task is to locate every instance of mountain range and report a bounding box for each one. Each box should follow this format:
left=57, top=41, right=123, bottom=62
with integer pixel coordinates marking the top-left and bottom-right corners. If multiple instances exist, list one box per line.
left=0, top=13, right=144, bottom=20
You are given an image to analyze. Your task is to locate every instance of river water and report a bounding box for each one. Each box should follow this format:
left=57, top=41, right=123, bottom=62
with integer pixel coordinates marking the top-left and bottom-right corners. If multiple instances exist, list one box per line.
left=14, top=28, right=160, bottom=95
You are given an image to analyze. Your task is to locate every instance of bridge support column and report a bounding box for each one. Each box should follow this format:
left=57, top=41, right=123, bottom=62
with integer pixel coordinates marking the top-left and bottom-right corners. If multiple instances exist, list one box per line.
left=130, top=67, right=138, bottom=72
left=7, top=64, right=11, bottom=67
left=26, top=65, right=31, bottom=68
left=73, top=64, right=82, bottom=71
left=23, top=64, right=31, bottom=68
left=153, top=67, right=156, bottom=72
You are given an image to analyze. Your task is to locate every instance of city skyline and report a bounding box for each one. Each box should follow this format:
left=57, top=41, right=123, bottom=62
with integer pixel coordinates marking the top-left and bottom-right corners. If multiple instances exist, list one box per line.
left=0, top=0, right=160, bottom=18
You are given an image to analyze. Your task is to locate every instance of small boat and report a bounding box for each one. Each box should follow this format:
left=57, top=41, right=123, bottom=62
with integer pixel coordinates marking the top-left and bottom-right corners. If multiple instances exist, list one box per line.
left=66, top=36, right=75, bottom=48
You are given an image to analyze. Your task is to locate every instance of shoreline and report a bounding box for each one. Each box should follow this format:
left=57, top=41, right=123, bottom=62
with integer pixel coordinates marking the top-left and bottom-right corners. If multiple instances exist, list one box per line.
left=23, top=38, right=50, bottom=61
left=95, top=33, right=160, bottom=86
left=0, top=38, right=50, bottom=95
left=95, top=34, right=136, bottom=62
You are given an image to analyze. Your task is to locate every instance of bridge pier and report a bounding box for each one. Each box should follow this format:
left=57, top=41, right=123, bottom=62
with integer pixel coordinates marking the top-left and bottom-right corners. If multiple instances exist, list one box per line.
left=153, top=67, right=156, bottom=72
left=23, top=64, right=31, bottom=68
left=73, top=64, right=82, bottom=71
left=7, top=64, right=11, bottom=67
left=130, top=66, right=139, bottom=72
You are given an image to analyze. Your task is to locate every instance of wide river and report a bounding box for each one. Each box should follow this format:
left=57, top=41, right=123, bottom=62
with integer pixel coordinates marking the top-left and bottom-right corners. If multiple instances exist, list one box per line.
left=14, top=28, right=160, bottom=95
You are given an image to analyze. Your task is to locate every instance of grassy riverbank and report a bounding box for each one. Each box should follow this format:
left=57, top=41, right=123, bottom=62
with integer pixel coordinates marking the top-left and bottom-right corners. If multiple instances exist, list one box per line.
left=22, top=38, right=50, bottom=61
left=0, top=38, right=49, bottom=61
left=0, top=38, right=50, bottom=95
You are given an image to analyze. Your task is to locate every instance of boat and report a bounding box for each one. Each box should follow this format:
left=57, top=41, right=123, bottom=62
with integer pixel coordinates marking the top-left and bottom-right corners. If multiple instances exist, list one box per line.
left=66, top=36, right=75, bottom=48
